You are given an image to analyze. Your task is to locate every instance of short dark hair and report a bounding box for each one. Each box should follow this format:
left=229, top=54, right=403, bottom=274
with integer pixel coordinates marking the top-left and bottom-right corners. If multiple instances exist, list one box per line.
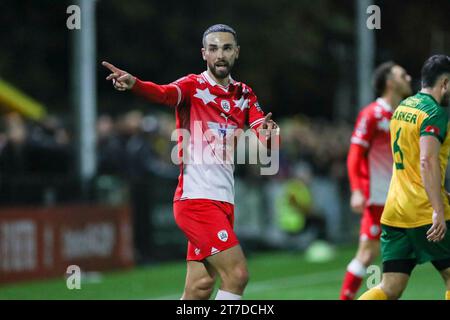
left=421, top=54, right=450, bottom=88
left=373, top=61, right=396, bottom=97
left=202, top=24, right=238, bottom=47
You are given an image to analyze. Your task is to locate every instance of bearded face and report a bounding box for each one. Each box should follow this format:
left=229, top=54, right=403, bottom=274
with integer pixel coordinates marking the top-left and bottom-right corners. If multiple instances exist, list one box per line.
left=202, top=32, right=239, bottom=81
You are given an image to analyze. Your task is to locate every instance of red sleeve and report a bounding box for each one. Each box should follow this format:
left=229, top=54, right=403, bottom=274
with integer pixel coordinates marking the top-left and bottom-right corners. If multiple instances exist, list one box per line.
left=350, top=108, right=377, bottom=148
left=245, top=87, right=266, bottom=141
left=246, top=86, right=265, bottom=129
left=347, top=107, right=376, bottom=192
left=242, top=85, right=280, bottom=148
left=347, top=141, right=368, bottom=192
left=131, top=78, right=180, bottom=107
left=132, top=75, right=194, bottom=107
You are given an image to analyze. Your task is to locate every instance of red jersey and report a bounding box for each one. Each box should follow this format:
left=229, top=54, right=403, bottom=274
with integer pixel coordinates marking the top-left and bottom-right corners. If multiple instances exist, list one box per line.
left=349, top=98, right=393, bottom=205
left=132, top=71, right=266, bottom=204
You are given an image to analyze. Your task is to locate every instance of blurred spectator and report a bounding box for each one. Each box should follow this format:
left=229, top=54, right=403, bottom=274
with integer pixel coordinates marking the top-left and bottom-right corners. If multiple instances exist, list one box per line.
left=28, top=114, right=71, bottom=175
left=275, top=161, right=327, bottom=249
left=97, top=114, right=123, bottom=175
left=0, top=113, right=29, bottom=173
left=113, top=110, right=177, bottom=264
left=0, top=113, right=72, bottom=204
left=0, top=108, right=354, bottom=259
left=0, top=113, right=33, bottom=203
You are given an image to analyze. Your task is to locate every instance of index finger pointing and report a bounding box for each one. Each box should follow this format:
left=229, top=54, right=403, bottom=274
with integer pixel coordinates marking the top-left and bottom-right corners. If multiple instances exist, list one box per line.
left=102, top=61, right=120, bottom=73
left=264, top=112, right=272, bottom=123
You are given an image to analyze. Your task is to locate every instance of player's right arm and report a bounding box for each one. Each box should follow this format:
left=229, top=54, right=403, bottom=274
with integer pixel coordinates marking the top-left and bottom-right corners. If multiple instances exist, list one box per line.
left=246, top=86, right=279, bottom=150
left=420, top=135, right=447, bottom=242
left=347, top=108, right=374, bottom=213
left=102, top=61, right=181, bottom=107
left=347, top=143, right=367, bottom=213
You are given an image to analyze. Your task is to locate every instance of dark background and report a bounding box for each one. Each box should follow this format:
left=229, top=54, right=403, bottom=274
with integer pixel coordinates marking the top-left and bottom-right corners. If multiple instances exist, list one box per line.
left=1, top=0, right=448, bottom=121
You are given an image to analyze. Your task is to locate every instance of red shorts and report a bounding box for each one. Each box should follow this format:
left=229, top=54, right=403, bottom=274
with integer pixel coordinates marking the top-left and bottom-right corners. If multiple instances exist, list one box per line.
left=173, top=199, right=239, bottom=261
left=359, top=205, right=383, bottom=241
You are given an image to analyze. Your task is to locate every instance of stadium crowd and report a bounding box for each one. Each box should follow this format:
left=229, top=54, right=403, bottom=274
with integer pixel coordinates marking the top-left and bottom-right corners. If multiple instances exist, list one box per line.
left=0, top=110, right=353, bottom=260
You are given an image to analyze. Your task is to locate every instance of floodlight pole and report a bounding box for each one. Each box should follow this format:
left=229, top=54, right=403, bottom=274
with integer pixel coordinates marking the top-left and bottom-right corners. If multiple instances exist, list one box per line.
left=356, top=0, right=375, bottom=109
left=72, top=0, right=97, bottom=200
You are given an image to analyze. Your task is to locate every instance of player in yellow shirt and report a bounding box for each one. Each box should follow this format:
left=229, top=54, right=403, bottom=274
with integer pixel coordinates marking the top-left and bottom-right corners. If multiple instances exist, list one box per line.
left=359, top=55, right=450, bottom=300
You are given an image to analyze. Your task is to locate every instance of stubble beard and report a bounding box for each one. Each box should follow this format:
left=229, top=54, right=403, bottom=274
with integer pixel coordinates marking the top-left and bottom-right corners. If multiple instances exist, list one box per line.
left=209, top=61, right=233, bottom=80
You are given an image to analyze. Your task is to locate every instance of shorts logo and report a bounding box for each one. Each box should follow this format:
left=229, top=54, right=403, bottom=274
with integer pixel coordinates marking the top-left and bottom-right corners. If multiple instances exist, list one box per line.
left=194, top=248, right=201, bottom=256
left=221, top=100, right=231, bottom=112
left=370, top=225, right=380, bottom=237
left=217, top=230, right=228, bottom=242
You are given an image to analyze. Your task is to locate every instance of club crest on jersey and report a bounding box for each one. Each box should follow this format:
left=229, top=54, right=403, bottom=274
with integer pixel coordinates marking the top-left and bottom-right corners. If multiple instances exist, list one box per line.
left=221, top=100, right=231, bottom=112
left=217, top=230, right=228, bottom=242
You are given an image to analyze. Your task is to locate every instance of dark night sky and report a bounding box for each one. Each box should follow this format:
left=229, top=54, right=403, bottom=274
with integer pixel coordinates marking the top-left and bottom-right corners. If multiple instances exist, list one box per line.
left=0, top=0, right=448, bottom=122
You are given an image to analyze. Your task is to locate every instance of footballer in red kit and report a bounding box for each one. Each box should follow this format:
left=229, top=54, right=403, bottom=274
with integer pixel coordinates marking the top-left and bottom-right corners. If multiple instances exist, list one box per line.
left=340, top=62, right=412, bottom=300
left=350, top=98, right=393, bottom=241
left=103, top=24, right=279, bottom=300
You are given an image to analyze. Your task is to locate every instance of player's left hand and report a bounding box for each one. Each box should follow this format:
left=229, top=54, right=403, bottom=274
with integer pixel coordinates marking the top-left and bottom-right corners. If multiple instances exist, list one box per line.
left=261, top=112, right=279, bottom=138
left=102, top=61, right=136, bottom=91
left=426, top=211, right=447, bottom=242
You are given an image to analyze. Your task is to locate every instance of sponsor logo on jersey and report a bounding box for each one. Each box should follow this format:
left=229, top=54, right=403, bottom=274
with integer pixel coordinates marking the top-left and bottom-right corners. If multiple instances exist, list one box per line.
left=401, top=97, right=421, bottom=108
left=217, top=230, right=228, bottom=242
left=194, top=248, right=201, bottom=256
left=207, top=121, right=237, bottom=137
left=211, top=247, right=220, bottom=255
left=425, top=125, right=440, bottom=136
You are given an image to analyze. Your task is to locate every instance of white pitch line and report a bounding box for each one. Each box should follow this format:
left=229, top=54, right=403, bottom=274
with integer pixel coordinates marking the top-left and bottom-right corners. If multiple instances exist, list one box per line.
left=150, top=268, right=344, bottom=300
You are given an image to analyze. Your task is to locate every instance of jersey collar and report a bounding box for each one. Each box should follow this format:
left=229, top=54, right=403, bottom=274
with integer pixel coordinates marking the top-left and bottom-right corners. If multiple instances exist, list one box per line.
left=376, top=97, right=392, bottom=112
left=202, top=71, right=235, bottom=90
left=417, top=92, right=440, bottom=106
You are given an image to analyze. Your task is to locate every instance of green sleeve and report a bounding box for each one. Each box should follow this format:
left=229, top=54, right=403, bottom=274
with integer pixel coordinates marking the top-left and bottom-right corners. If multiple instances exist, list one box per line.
left=420, top=109, right=448, bottom=143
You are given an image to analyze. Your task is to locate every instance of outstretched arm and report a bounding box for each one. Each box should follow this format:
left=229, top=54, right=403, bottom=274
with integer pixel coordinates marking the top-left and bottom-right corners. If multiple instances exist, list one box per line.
left=102, top=61, right=180, bottom=106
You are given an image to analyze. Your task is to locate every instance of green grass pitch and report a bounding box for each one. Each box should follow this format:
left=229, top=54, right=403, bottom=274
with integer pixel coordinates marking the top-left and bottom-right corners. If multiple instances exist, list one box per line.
left=0, top=246, right=445, bottom=300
